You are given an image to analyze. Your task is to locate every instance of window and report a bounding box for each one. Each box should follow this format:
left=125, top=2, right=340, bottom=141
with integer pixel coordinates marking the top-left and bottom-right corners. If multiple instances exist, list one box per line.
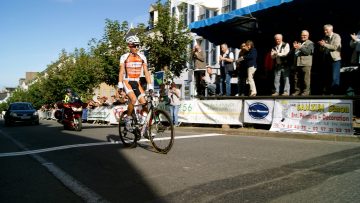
left=190, top=5, right=195, bottom=23
left=222, top=0, right=237, bottom=13
left=172, top=6, right=176, bottom=16
left=198, top=7, right=206, bottom=20
left=205, top=40, right=209, bottom=64
left=183, top=4, right=188, bottom=26
left=211, top=43, right=217, bottom=65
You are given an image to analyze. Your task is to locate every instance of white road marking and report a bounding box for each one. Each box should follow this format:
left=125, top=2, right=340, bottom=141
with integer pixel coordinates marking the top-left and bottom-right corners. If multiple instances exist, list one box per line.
left=0, top=142, right=115, bottom=157
left=0, top=133, right=224, bottom=157
left=0, top=129, right=109, bottom=203
left=138, top=133, right=225, bottom=142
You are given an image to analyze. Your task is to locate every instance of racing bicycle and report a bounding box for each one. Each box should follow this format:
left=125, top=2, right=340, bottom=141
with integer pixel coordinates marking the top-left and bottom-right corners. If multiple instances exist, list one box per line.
left=118, top=91, right=174, bottom=154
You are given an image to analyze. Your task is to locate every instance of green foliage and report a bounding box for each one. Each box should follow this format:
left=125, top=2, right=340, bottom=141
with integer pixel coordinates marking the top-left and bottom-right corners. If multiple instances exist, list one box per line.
left=0, top=102, right=8, bottom=112
left=143, top=0, right=192, bottom=77
left=90, top=19, right=131, bottom=86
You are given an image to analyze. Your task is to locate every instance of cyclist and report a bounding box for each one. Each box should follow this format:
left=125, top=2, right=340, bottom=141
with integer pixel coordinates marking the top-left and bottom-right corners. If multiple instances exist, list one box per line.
left=118, top=35, right=153, bottom=130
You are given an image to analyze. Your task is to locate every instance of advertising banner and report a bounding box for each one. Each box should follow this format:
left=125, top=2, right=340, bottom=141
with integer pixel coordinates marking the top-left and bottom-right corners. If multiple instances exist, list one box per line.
left=110, top=105, right=127, bottom=124
left=87, top=105, right=127, bottom=124
left=87, top=106, right=110, bottom=121
left=270, top=99, right=353, bottom=135
left=153, top=71, right=164, bottom=89
left=178, top=100, right=243, bottom=125
left=244, top=100, right=274, bottom=124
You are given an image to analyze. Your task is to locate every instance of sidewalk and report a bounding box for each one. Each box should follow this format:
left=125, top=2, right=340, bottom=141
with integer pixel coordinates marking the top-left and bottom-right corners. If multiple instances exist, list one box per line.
left=177, top=122, right=360, bottom=143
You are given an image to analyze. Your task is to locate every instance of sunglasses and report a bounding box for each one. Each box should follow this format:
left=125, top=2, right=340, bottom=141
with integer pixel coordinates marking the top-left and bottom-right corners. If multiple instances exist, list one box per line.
left=128, top=44, right=139, bottom=48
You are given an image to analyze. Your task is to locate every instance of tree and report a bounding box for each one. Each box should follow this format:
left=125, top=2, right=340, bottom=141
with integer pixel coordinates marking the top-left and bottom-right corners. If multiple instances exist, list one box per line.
left=143, top=0, right=192, bottom=77
left=90, top=19, right=131, bottom=87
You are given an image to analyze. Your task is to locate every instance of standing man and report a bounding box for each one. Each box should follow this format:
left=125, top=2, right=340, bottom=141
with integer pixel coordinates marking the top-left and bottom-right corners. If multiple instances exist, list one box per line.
left=219, top=43, right=235, bottom=96
left=271, top=34, right=290, bottom=96
left=318, top=24, right=342, bottom=95
left=292, top=30, right=314, bottom=96
left=192, top=44, right=206, bottom=96
left=118, top=35, right=153, bottom=130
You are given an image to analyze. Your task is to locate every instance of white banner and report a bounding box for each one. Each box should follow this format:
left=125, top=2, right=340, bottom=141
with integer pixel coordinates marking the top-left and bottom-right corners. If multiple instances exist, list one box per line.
left=270, top=99, right=353, bottom=135
left=178, top=99, right=243, bottom=125
left=244, top=100, right=274, bottom=124
left=87, top=106, right=110, bottom=121
left=87, top=105, right=127, bottom=124
left=110, top=105, right=127, bottom=124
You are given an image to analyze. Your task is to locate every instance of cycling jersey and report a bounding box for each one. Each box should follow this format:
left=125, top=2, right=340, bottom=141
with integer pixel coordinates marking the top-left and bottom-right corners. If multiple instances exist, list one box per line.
left=120, top=52, right=148, bottom=97
left=120, top=52, right=147, bottom=81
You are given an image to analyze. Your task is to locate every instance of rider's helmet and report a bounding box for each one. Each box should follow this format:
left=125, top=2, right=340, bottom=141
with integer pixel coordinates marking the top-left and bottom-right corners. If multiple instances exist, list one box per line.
left=125, top=35, right=140, bottom=46
left=65, top=88, right=73, bottom=94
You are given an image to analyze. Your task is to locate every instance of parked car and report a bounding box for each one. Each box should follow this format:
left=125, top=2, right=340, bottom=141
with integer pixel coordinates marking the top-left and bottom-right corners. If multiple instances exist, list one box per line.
left=4, top=102, right=39, bottom=126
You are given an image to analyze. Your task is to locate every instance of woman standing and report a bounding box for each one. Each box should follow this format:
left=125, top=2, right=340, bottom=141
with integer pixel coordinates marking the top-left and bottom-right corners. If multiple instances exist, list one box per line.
left=240, top=40, right=258, bottom=96
left=168, top=82, right=181, bottom=126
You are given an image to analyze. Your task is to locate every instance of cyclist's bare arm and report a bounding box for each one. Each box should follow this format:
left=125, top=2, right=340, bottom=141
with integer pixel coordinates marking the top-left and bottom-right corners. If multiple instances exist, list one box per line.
left=119, top=63, right=125, bottom=84
left=142, top=63, right=151, bottom=87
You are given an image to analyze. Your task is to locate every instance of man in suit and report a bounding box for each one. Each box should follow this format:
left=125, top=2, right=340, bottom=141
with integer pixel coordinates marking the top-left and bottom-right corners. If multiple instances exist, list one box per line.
left=319, top=24, right=342, bottom=95
left=292, top=30, right=314, bottom=96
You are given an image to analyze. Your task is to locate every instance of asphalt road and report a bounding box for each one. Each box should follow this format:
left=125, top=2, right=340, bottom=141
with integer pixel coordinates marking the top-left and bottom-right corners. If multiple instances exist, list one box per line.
left=0, top=119, right=360, bottom=203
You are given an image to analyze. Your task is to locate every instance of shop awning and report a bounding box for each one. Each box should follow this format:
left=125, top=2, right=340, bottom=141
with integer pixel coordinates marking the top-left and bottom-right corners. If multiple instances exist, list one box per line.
left=189, top=0, right=293, bottom=30
left=189, top=0, right=359, bottom=47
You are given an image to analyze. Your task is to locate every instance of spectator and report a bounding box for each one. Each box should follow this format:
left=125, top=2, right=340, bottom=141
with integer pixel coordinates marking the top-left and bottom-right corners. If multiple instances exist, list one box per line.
left=318, top=24, right=342, bottom=95
left=240, top=40, right=258, bottom=96
left=168, top=82, right=181, bottom=126
left=98, top=96, right=109, bottom=106
left=350, top=31, right=360, bottom=65
left=203, top=66, right=217, bottom=96
left=113, top=88, right=128, bottom=105
left=236, top=43, right=248, bottom=96
left=87, top=99, right=98, bottom=109
left=292, top=30, right=314, bottom=96
left=219, top=43, right=235, bottom=96
left=159, top=83, right=168, bottom=101
left=350, top=30, right=360, bottom=95
left=271, top=34, right=291, bottom=96
left=192, top=44, right=206, bottom=96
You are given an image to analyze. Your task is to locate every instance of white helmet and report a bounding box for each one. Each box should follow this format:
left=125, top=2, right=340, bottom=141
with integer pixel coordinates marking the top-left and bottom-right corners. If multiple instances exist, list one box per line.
left=126, top=35, right=140, bottom=45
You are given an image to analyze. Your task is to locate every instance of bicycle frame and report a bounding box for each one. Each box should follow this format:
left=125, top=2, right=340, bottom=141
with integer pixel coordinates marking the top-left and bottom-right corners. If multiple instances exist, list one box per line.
left=119, top=90, right=174, bottom=153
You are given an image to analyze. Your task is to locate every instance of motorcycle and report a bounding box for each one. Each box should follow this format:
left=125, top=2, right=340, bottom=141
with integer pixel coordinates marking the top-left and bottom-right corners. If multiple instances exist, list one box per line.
left=55, top=102, right=85, bottom=131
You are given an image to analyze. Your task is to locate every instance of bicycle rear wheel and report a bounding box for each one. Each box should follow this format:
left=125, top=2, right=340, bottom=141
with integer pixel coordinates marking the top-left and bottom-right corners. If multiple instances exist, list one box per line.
left=119, top=110, right=137, bottom=148
left=148, top=109, right=174, bottom=154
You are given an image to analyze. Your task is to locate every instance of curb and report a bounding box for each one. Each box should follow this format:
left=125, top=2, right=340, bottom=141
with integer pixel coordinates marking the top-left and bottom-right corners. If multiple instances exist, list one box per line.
left=176, top=125, right=360, bottom=143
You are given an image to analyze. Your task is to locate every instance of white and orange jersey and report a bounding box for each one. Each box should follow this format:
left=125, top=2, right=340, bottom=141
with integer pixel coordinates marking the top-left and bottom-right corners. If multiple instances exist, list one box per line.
left=120, top=52, right=147, bottom=81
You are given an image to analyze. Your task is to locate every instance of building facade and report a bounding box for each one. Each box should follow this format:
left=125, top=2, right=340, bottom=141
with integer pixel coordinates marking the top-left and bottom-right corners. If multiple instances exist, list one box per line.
left=162, top=0, right=257, bottom=97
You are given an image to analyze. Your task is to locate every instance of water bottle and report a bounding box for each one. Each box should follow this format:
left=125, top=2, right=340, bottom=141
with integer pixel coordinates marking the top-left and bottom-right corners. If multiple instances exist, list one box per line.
left=140, top=112, right=147, bottom=125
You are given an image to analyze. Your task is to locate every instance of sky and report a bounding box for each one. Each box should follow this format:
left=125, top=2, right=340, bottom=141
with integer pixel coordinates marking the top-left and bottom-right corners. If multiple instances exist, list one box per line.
left=0, top=0, right=154, bottom=89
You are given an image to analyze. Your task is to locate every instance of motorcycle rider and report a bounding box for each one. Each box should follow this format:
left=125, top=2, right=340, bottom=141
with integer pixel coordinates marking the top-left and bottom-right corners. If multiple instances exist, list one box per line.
left=63, top=88, right=81, bottom=103
left=118, top=35, right=153, bottom=130
left=61, top=88, right=81, bottom=122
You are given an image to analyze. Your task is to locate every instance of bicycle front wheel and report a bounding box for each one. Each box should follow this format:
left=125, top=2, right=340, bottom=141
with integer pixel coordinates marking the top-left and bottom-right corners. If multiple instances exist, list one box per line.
left=118, top=110, right=137, bottom=148
left=148, top=109, right=174, bottom=154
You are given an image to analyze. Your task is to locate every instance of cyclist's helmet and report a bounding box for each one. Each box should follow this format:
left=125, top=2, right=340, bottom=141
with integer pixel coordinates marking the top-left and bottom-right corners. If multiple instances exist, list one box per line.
left=126, top=35, right=140, bottom=46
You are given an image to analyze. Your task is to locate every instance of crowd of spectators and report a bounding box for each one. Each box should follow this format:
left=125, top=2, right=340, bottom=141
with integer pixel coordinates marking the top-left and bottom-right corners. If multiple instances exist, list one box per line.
left=194, top=24, right=360, bottom=97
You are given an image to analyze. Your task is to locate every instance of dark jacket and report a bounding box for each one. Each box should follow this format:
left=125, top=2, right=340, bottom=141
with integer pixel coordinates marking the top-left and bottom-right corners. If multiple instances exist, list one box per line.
left=243, top=48, right=257, bottom=68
